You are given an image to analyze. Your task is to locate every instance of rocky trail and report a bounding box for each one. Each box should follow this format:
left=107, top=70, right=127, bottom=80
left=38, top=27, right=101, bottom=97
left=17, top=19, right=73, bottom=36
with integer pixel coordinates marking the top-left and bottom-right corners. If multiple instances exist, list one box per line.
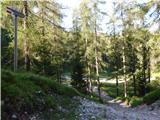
left=75, top=86, right=160, bottom=120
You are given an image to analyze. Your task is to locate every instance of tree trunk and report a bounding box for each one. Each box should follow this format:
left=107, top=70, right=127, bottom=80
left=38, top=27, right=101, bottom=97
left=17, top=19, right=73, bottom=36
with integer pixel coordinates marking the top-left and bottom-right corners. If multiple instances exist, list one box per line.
left=133, top=73, right=136, bottom=95
left=94, top=18, right=101, bottom=98
left=123, top=47, right=127, bottom=97
left=95, top=44, right=101, bottom=98
left=116, top=74, right=119, bottom=96
left=85, top=34, right=91, bottom=92
left=148, top=50, right=151, bottom=83
left=142, top=45, right=147, bottom=95
left=23, top=1, right=30, bottom=71
left=88, top=66, right=93, bottom=92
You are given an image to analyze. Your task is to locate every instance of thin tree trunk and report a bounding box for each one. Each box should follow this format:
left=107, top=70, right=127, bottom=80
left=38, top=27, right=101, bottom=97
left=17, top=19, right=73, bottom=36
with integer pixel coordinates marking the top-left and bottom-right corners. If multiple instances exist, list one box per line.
left=94, top=18, right=101, bottom=98
left=116, top=74, right=119, bottom=96
left=23, top=1, right=30, bottom=71
left=123, top=46, right=127, bottom=97
left=148, top=50, right=151, bottom=83
left=85, top=34, right=90, bottom=92
left=132, top=47, right=136, bottom=96
left=88, top=65, right=93, bottom=92
left=41, top=7, right=45, bottom=74
left=95, top=41, right=101, bottom=98
left=142, top=45, right=147, bottom=95
left=133, top=73, right=136, bottom=95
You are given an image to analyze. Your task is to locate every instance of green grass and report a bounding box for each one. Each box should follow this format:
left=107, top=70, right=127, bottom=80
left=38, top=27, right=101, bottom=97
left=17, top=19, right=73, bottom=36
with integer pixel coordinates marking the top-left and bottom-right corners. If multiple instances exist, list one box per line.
left=2, top=69, right=80, bottom=120
left=101, top=82, right=124, bottom=98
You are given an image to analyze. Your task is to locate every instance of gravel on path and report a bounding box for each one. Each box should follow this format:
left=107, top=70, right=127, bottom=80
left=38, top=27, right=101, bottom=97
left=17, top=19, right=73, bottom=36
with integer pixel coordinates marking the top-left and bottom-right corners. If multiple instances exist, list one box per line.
left=75, top=86, right=160, bottom=120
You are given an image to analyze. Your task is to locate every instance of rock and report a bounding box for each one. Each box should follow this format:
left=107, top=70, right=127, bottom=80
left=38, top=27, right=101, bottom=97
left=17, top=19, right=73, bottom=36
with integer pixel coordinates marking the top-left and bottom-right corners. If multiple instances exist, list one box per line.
left=30, top=116, right=36, bottom=120
left=58, top=106, right=63, bottom=110
left=11, top=114, right=17, bottom=119
left=35, top=90, right=42, bottom=94
left=149, top=106, right=154, bottom=111
left=58, top=106, right=67, bottom=112
left=49, top=108, right=53, bottom=112
left=91, top=116, right=96, bottom=119
left=24, top=111, right=28, bottom=114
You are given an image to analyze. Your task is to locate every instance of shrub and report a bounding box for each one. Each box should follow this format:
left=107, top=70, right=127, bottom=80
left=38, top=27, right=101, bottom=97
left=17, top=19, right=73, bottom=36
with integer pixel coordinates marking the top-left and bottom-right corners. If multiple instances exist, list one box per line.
left=143, top=89, right=160, bottom=104
left=2, top=70, right=15, bottom=83
left=129, top=96, right=143, bottom=107
left=147, top=80, right=160, bottom=91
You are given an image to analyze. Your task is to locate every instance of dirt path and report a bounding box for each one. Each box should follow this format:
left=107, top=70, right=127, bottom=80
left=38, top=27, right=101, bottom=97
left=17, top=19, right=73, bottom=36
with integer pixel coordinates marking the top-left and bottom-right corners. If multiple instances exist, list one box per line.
left=76, top=86, right=160, bottom=120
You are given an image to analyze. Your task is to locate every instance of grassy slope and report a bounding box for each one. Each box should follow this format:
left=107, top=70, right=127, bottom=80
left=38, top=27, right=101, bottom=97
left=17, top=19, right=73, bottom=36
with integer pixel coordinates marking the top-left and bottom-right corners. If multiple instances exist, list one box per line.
left=2, top=70, right=81, bottom=120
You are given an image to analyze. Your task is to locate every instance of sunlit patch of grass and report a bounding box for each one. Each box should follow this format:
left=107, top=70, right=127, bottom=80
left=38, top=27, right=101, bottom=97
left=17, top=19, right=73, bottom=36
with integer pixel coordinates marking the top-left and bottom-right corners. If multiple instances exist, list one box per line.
left=101, top=83, right=124, bottom=98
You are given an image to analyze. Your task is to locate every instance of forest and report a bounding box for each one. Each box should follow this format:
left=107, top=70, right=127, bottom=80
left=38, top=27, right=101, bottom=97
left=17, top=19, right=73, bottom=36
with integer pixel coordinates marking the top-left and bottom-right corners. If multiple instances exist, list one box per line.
left=1, top=0, right=160, bottom=120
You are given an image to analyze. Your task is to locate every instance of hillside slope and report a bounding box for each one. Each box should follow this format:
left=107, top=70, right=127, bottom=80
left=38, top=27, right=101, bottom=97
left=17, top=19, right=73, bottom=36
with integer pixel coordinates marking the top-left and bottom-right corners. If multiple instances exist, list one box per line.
left=1, top=70, right=80, bottom=120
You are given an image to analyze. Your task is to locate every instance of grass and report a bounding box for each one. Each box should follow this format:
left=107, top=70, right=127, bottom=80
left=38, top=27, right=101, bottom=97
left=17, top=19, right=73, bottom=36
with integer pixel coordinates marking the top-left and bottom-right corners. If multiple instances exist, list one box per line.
left=2, top=69, right=80, bottom=120
left=101, top=82, right=124, bottom=98
left=101, top=77, right=160, bottom=107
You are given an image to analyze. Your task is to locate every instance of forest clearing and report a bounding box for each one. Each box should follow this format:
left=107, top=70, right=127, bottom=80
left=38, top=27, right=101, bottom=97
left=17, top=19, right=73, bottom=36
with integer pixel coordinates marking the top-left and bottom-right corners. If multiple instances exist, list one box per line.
left=1, top=0, right=160, bottom=120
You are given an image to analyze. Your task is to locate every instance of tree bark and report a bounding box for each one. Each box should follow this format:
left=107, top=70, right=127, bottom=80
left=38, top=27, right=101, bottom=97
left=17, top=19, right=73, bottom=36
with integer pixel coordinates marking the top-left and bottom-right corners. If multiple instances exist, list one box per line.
left=116, top=74, right=119, bottom=96
left=133, top=73, right=136, bottom=95
left=148, top=49, right=151, bottom=83
left=88, top=66, right=93, bottom=92
left=23, top=1, right=30, bottom=71
left=123, top=46, right=127, bottom=97
left=94, top=18, right=101, bottom=98
left=142, top=45, right=147, bottom=95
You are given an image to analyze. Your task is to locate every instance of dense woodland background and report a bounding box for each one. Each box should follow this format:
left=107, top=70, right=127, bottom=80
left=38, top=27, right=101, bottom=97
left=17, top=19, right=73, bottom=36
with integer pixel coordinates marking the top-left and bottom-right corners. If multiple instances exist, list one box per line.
left=1, top=0, right=160, bottom=119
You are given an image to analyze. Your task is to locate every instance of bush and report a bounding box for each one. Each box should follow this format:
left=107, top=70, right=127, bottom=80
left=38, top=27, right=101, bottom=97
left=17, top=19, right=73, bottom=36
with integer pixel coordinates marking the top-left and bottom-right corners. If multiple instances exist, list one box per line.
left=143, top=89, right=160, bottom=104
left=129, top=96, right=143, bottom=107
left=147, top=80, right=160, bottom=91
left=1, top=70, right=15, bottom=83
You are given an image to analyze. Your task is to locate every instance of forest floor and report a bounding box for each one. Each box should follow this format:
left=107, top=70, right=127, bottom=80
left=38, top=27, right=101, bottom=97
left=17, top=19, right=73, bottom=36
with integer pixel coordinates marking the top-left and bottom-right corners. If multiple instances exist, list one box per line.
left=76, top=86, right=160, bottom=120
